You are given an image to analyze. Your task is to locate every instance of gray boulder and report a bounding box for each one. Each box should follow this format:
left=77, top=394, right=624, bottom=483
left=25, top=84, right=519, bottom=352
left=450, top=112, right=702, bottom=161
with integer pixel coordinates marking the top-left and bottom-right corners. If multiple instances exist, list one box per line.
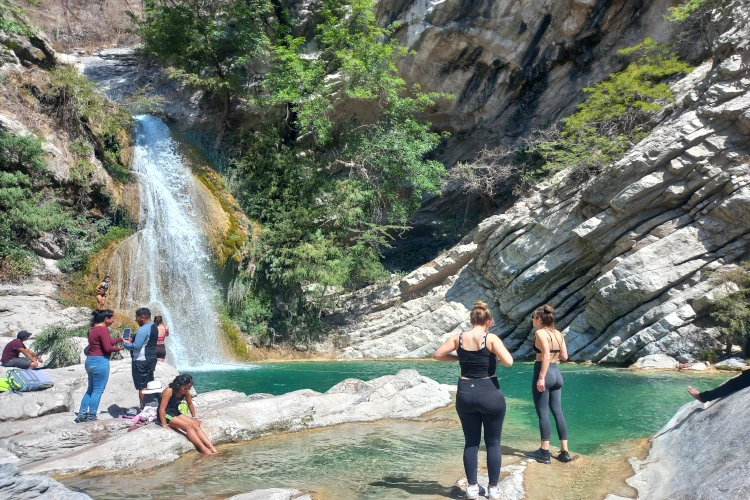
left=626, top=386, right=750, bottom=499
left=28, top=233, right=66, bottom=260
left=631, top=354, right=679, bottom=370
left=715, top=357, right=747, bottom=370
left=0, top=463, right=91, bottom=499
left=21, top=370, right=451, bottom=475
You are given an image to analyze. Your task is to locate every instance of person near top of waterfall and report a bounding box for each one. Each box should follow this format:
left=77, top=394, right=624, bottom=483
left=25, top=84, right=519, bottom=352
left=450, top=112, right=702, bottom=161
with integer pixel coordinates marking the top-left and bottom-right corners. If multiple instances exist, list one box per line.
left=123, top=307, right=158, bottom=408
left=95, top=276, right=110, bottom=310
left=154, top=315, right=169, bottom=362
left=433, top=300, right=514, bottom=500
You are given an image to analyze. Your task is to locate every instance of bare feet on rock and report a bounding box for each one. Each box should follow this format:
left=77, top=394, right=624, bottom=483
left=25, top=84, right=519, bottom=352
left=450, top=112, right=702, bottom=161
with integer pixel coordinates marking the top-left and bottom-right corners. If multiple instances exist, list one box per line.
left=687, top=386, right=704, bottom=402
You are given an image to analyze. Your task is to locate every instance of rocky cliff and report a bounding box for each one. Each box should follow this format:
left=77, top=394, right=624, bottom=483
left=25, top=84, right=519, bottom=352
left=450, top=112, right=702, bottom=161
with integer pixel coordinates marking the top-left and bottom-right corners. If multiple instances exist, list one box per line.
left=337, top=1, right=750, bottom=364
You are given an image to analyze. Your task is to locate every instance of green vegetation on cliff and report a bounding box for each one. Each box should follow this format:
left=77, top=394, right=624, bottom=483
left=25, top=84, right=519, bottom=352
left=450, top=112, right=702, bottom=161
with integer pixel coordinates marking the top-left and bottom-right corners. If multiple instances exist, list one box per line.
left=454, top=39, right=692, bottom=201
left=134, top=0, right=451, bottom=346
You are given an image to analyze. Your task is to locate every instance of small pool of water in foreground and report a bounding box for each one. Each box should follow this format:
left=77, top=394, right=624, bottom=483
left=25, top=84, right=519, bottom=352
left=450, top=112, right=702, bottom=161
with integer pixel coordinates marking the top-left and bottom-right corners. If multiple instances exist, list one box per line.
left=62, top=361, right=730, bottom=499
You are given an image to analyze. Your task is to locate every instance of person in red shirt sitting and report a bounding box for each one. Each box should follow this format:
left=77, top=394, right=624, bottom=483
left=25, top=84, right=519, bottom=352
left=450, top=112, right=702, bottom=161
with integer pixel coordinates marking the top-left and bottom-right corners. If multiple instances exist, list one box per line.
left=1, top=331, right=41, bottom=369
left=75, top=309, right=123, bottom=423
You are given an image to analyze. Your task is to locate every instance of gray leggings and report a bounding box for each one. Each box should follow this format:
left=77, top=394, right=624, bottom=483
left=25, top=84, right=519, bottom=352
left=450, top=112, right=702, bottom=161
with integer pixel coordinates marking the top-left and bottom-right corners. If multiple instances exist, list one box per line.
left=532, top=361, right=568, bottom=441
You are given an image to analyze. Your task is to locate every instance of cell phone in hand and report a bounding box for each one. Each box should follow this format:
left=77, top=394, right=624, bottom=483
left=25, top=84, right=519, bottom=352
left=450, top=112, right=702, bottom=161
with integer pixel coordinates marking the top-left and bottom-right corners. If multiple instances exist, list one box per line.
left=123, top=328, right=131, bottom=340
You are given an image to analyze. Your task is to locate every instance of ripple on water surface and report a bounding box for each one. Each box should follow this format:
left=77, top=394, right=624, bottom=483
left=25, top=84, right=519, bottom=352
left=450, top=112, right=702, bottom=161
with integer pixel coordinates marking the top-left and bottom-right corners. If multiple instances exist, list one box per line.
left=62, top=361, right=731, bottom=499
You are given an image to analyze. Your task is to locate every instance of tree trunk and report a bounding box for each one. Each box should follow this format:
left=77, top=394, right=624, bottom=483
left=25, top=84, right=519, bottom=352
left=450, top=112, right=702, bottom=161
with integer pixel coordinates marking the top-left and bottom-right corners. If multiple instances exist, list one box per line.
left=214, top=90, right=230, bottom=149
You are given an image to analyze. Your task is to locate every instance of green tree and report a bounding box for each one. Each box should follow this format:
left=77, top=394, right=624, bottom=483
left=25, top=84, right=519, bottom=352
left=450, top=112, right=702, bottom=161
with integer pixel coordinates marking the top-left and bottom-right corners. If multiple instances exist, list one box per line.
left=710, top=264, right=750, bottom=356
left=132, top=0, right=273, bottom=146
left=231, top=0, right=451, bottom=343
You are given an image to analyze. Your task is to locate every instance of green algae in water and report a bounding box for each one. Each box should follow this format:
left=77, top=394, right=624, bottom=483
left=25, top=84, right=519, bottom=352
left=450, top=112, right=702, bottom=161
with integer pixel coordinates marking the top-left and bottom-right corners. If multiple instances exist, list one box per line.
left=62, top=361, right=731, bottom=499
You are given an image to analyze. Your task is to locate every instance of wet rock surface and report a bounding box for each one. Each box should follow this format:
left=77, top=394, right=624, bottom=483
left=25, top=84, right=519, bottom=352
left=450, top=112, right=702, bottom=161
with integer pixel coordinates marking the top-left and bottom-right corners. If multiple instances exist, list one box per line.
left=339, top=1, right=750, bottom=365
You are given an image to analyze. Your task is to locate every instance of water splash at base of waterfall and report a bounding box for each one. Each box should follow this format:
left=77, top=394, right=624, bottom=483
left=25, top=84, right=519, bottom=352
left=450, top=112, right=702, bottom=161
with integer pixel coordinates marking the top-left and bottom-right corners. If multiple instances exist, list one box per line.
left=107, top=115, right=226, bottom=368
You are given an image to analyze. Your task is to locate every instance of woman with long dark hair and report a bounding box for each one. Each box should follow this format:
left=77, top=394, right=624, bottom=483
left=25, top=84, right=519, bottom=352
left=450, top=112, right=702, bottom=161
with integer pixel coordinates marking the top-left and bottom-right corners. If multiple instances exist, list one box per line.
left=433, top=301, right=513, bottom=500
left=76, top=309, right=122, bottom=423
left=154, top=315, right=169, bottom=362
left=159, top=374, right=218, bottom=454
left=524, top=305, right=572, bottom=463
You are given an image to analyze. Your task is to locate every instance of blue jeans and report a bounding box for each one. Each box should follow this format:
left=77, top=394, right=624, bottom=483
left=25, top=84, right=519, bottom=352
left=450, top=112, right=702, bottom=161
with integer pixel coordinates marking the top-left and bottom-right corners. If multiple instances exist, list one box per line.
left=78, top=356, right=110, bottom=415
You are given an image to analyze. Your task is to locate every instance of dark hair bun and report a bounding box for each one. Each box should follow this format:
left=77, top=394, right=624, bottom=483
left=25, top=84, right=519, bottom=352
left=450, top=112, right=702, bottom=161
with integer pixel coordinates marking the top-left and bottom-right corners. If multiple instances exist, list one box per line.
left=543, top=305, right=554, bottom=314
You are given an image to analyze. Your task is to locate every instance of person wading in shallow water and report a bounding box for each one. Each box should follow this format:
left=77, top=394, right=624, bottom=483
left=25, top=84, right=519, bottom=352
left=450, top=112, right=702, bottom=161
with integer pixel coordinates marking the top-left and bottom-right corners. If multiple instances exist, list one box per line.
left=95, top=276, right=110, bottom=310
left=154, top=315, right=169, bottom=362
left=524, top=305, right=573, bottom=464
left=433, top=300, right=514, bottom=500
left=159, top=374, right=218, bottom=454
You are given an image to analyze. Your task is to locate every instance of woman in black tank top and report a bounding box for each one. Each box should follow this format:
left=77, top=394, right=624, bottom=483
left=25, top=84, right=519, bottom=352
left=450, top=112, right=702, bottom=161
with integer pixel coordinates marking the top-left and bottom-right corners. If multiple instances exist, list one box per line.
left=158, top=374, right=218, bottom=455
left=433, top=301, right=513, bottom=500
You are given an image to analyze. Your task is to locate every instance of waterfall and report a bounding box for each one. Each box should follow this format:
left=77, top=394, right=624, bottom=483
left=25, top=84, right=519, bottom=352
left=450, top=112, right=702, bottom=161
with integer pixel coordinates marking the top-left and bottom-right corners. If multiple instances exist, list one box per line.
left=107, top=115, right=226, bottom=368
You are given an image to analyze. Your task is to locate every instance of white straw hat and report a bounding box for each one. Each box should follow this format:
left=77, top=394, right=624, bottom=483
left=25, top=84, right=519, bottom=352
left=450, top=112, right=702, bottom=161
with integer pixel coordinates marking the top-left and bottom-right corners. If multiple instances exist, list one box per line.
left=142, top=380, right=164, bottom=394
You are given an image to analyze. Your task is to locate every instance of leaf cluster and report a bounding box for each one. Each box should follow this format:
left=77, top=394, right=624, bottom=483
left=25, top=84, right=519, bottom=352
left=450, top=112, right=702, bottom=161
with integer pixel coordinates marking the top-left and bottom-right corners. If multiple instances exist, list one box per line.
left=710, top=263, right=750, bottom=350
left=32, top=324, right=87, bottom=368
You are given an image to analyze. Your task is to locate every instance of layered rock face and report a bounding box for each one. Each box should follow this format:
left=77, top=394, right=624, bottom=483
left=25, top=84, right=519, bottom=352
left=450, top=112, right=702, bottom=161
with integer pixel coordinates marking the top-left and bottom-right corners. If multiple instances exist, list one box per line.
left=625, top=385, right=750, bottom=499
left=338, top=1, right=750, bottom=364
left=379, top=0, right=678, bottom=164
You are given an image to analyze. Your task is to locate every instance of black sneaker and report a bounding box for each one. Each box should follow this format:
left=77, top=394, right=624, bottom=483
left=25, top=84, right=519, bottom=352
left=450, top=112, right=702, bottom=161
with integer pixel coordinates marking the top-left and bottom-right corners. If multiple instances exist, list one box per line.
left=73, top=413, right=84, bottom=423
left=524, top=447, right=551, bottom=464
left=558, top=450, right=573, bottom=462
left=85, top=412, right=98, bottom=422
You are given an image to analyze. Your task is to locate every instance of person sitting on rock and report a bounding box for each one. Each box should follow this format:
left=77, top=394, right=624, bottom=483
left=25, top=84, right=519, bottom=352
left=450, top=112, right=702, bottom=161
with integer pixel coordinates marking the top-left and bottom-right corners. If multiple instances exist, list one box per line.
left=1, top=331, right=41, bottom=369
left=159, top=374, right=218, bottom=454
left=688, top=342, right=750, bottom=403
left=95, top=276, right=110, bottom=310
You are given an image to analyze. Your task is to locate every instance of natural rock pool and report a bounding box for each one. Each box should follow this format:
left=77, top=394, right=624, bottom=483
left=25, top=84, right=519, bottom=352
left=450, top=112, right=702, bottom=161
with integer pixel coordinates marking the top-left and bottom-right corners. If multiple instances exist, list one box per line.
left=61, top=361, right=730, bottom=499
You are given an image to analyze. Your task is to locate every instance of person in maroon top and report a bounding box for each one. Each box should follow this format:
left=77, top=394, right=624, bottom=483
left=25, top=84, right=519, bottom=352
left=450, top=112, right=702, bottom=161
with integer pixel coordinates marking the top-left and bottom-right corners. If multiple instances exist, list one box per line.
left=75, top=309, right=123, bottom=423
left=1, top=331, right=41, bottom=369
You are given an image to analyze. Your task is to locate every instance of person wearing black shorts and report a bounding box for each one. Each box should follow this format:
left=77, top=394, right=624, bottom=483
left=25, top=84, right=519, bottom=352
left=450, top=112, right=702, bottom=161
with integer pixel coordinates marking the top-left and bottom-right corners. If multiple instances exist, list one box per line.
left=122, top=307, right=158, bottom=407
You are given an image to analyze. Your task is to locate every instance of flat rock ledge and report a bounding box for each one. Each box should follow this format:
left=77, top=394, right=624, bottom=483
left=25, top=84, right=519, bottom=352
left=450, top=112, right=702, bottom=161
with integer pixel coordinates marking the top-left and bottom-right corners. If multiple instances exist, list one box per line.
left=9, top=369, right=450, bottom=475
left=625, top=385, right=750, bottom=499
left=0, top=464, right=91, bottom=500
left=227, top=489, right=312, bottom=500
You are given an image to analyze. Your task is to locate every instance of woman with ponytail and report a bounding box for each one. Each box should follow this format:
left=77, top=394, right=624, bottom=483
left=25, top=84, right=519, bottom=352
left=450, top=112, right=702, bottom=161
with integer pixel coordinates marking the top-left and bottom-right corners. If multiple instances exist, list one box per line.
left=433, top=300, right=513, bottom=500
left=524, top=304, right=572, bottom=464
left=158, top=374, right=218, bottom=454
left=76, top=309, right=122, bottom=423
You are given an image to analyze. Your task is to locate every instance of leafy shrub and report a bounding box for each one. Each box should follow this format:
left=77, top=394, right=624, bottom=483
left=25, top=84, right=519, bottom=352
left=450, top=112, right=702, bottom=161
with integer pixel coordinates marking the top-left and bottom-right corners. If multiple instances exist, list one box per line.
left=666, top=0, right=725, bottom=22
left=709, top=263, right=750, bottom=355
left=697, top=348, right=719, bottom=363
left=0, top=0, right=35, bottom=36
left=37, top=67, right=132, bottom=182
left=33, top=324, right=87, bottom=368
left=531, top=38, right=692, bottom=176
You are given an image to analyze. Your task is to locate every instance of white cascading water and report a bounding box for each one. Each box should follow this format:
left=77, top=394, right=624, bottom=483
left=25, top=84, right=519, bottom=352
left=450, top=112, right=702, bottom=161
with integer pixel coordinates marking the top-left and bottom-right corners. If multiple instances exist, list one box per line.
left=107, top=115, right=226, bottom=368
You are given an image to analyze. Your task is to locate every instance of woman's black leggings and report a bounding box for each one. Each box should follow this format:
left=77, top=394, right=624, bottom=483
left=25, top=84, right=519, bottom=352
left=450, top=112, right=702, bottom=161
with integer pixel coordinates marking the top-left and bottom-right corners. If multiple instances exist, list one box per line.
left=532, top=361, right=568, bottom=441
left=455, top=378, right=506, bottom=486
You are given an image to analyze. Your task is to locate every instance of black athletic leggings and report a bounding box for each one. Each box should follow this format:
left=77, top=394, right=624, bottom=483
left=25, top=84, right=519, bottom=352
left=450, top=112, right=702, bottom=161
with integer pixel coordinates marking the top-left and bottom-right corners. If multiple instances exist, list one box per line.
left=532, top=361, right=568, bottom=441
left=701, top=369, right=750, bottom=402
left=455, top=377, right=506, bottom=486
